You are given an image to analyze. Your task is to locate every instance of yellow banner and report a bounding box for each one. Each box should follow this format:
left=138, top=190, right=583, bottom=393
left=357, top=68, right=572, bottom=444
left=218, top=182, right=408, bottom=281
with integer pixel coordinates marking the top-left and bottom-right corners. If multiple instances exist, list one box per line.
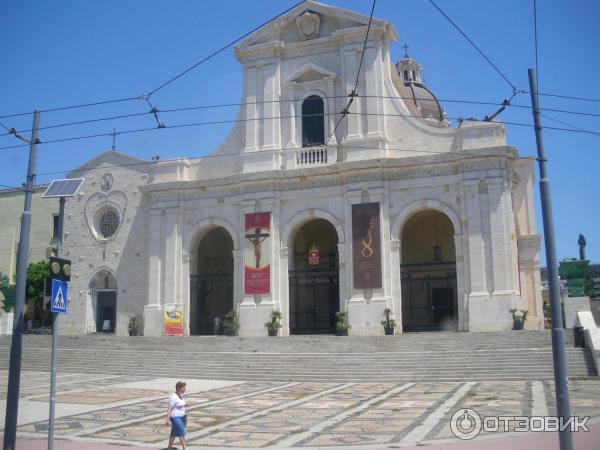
left=163, top=304, right=184, bottom=336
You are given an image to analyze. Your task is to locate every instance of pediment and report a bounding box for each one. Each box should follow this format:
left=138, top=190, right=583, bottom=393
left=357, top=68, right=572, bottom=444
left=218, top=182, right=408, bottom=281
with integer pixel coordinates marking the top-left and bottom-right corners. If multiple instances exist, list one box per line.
left=68, top=149, right=149, bottom=176
left=235, top=0, right=388, bottom=54
left=287, top=63, right=336, bottom=85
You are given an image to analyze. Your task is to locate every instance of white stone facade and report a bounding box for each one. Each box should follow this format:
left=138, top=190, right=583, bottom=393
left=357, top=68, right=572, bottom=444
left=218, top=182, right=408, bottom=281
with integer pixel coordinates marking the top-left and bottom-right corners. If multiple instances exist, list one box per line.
left=60, top=1, right=543, bottom=336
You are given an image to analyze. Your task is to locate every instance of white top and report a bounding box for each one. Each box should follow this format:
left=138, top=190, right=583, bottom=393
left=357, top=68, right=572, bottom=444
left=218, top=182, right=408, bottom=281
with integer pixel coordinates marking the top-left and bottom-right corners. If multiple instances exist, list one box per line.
left=169, top=393, right=186, bottom=417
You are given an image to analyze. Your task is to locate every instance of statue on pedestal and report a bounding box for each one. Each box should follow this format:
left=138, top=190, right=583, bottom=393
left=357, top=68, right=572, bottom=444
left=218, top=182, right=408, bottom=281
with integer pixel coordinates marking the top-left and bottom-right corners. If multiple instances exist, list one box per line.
left=578, top=233, right=586, bottom=261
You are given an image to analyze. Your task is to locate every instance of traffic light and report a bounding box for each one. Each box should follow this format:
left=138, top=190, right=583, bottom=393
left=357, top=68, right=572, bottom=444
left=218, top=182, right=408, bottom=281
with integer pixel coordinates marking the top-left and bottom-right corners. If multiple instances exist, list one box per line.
left=49, top=257, right=71, bottom=282
left=0, top=291, right=5, bottom=313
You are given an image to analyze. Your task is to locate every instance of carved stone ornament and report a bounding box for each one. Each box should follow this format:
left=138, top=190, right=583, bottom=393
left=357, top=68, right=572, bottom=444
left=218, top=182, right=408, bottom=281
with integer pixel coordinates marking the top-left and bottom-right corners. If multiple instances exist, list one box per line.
left=296, top=11, right=320, bottom=40
left=100, top=173, right=113, bottom=192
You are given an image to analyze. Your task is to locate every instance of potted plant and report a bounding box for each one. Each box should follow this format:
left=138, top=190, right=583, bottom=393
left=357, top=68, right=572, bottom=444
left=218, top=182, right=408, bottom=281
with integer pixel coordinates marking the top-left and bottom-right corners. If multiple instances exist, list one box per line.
left=335, top=311, right=350, bottom=336
left=128, top=315, right=138, bottom=336
left=223, top=309, right=239, bottom=336
left=381, top=308, right=396, bottom=335
left=509, top=308, right=528, bottom=330
left=265, top=310, right=282, bottom=337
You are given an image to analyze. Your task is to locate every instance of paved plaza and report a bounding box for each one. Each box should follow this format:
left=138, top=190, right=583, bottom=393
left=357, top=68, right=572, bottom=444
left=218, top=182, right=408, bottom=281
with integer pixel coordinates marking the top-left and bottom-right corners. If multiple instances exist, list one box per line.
left=1, top=370, right=599, bottom=449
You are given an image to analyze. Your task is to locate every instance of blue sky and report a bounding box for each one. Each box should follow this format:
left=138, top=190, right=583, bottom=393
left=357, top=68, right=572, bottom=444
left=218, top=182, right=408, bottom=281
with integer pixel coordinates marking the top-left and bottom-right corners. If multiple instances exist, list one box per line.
left=1, top=0, right=599, bottom=263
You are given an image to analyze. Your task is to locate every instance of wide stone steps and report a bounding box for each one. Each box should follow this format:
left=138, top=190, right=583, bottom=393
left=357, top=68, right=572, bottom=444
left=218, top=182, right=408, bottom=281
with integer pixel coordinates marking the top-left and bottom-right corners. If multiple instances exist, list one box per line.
left=0, top=331, right=595, bottom=382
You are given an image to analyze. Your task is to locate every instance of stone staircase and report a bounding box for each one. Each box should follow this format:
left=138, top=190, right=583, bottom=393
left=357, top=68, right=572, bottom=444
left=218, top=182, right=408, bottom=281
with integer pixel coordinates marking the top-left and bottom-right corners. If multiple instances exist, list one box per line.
left=0, top=330, right=596, bottom=382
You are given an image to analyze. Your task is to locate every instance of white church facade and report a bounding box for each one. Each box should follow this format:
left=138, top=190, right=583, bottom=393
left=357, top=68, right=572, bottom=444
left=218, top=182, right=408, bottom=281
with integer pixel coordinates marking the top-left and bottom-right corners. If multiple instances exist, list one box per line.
left=60, top=1, right=543, bottom=336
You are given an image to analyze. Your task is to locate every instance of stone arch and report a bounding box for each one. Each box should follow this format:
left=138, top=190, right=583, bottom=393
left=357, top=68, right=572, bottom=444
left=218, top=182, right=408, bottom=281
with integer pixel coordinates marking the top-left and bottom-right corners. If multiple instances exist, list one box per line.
left=282, top=209, right=344, bottom=249
left=88, top=267, right=118, bottom=333
left=392, top=199, right=460, bottom=241
left=185, top=217, right=239, bottom=261
left=396, top=204, right=460, bottom=332
left=188, top=222, right=236, bottom=336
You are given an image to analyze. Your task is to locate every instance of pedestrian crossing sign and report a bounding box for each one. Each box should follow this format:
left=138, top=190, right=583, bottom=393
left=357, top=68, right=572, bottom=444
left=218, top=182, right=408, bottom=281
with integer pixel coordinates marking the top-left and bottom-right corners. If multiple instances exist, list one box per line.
left=51, top=279, right=68, bottom=313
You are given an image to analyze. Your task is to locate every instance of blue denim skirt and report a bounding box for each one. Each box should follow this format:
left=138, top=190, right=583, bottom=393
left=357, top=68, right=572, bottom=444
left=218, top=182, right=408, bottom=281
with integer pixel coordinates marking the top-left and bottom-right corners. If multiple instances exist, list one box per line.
left=170, top=415, right=187, bottom=437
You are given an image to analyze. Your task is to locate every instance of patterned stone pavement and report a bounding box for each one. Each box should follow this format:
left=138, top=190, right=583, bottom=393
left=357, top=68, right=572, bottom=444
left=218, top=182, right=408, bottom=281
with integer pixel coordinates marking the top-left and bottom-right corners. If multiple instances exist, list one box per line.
left=1, top=370, right=599, bottom=448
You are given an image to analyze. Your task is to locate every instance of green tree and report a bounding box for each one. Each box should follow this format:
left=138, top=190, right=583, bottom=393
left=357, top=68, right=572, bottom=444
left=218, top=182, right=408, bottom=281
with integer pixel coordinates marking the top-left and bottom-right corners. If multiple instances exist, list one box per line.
left=26, top=261, right=50, bottom=322
left=584, top=275, right=596, bottom=299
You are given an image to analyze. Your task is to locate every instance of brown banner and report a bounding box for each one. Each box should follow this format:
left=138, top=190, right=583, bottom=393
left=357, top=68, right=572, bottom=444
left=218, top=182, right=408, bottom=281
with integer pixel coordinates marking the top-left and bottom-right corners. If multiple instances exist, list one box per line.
left=352, top=203, right=382, bottom=289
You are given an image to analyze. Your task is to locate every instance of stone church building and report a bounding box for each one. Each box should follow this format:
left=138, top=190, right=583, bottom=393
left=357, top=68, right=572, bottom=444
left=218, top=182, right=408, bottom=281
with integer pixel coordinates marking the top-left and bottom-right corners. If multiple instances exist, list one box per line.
left=61, top=1, right=543, bottom=336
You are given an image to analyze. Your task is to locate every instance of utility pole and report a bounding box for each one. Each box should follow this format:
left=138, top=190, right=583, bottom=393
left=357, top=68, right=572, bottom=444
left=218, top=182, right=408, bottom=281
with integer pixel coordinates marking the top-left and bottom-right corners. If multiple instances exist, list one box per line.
left=528, top=69, right=573, bottom=450
left=47, top=197, right=64, bottom=450
left=3, top=110, right=41, bottom=450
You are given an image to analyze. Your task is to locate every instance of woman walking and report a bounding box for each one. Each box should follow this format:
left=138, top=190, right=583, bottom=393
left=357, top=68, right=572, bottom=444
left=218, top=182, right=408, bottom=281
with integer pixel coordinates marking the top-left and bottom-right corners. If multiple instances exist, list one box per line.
left=165, top=381, right=187, bottom=450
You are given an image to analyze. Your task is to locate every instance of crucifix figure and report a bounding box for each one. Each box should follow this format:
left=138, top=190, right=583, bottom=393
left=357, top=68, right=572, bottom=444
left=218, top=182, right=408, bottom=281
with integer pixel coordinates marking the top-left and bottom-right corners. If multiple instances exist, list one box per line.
left=245, top=227, right=270, bottom=268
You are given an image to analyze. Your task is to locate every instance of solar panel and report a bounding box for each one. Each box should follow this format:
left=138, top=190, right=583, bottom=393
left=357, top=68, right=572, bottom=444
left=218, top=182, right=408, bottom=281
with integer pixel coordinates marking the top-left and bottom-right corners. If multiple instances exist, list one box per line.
left=42, top=178, right=85, bottom=198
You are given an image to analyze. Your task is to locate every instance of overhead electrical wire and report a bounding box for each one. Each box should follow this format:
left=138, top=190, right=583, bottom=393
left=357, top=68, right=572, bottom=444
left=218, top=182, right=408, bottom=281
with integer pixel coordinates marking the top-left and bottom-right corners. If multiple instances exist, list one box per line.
left=147, top=1, right=305, bottom=96
left=2, top=106, right=600, bottom=152
left=0, top=1, right=306, bottom=120
left=3, top=94, right=600, bottom=139
left=542, top=114, right=600, bottom=137
left=523, top=91, right=600, bottom=103
left=428, top=0, right=518, bottom=92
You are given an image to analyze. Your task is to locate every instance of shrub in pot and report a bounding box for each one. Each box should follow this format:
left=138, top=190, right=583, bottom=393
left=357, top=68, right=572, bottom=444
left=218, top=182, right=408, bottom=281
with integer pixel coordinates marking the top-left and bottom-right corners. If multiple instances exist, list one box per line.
left=223, top=310, right=240, bottom=336
left=335, top=311, right=350, bottom=336
left=265, top=310, right=282, bottom=337
left=381, top=308, right=396, bottom=335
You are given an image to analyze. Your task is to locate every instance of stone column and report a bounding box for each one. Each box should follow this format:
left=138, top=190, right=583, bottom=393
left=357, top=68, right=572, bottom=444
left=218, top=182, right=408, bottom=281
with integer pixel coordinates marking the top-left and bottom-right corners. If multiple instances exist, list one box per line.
left=182, top=253, right=191, bottom=336
left=162, top=211, right=180, bottom=307
left=364, top=46, right=384, bottom=139
left=343, top=49, right=361, bottom=140
left=464, top=181, right=487, bottom=297
left=487, top=179, right=518, bottom=297
left=144, top=209, right=164, bottom=336
left=518, top=235, right=543, bottom=330
left=262, top=62, right=280, bottom=151
left=288, top=98, right=296, bottom=149
left=389, top=239, right=403, bottom=332
left=244, top=66, right=258, bottom=152
left=453, top=234, right=466, bottom=331
left=279, top=246, right=290, bottom=336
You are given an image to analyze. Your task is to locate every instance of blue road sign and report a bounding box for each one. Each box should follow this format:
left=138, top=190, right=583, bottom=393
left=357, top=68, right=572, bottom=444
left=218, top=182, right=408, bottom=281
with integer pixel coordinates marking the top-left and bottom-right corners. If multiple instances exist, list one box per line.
left=51, top=279, right=68, bottom=313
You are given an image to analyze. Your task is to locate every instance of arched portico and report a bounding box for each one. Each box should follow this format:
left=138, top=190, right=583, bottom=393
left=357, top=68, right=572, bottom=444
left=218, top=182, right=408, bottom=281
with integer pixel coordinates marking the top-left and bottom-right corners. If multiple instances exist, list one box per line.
left=399, top=208, right=458, bottom=331
left=288, top=219, right=340, bottom=334
left=189, top=225, right=236, bottom=335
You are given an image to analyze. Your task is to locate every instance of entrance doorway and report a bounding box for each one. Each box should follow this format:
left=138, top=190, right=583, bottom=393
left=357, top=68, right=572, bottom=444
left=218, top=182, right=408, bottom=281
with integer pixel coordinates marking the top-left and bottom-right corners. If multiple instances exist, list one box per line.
left=96, top=291, right=116, bottom=332
left=89, top=269, right=118, bottom=333
left=289, top=219, right=339, bottom=334
left=190, top=227, right=234, bottom=335
left=400, top=210, right=457, bottom=331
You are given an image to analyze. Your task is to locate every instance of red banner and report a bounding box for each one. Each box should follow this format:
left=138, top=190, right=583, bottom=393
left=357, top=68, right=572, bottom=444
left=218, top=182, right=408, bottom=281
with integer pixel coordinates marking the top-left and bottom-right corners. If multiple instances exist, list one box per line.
left=244, top=212, right=271, bottom=294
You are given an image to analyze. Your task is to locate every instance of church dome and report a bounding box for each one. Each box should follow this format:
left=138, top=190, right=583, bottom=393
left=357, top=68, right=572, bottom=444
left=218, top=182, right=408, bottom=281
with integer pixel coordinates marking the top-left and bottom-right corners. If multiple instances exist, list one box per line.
left=395, top=49, right=447, bottom=124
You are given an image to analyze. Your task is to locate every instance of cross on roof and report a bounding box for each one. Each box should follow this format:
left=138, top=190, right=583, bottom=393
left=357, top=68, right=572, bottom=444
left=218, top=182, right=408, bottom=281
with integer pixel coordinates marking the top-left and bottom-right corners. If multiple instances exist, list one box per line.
left=403, top=43, right=410, bottom=58
left=110, top=128, right=118, bottom=151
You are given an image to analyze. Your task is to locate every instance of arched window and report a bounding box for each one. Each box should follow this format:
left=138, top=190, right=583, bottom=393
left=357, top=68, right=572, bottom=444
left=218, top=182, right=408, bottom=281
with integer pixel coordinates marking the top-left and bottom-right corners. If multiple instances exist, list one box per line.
left=412, top=70, right=416, bottom=81
left=404, top=70, right=409, bottom=82
left=302, top=95, right=324, bottom=147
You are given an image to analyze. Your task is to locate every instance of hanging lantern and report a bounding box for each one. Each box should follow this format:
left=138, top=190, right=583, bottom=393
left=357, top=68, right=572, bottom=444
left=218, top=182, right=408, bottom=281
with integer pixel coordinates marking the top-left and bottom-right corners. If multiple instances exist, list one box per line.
left=308, top=243, right=320, bottom=265
left=433, top=213, right=442, bottom=261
